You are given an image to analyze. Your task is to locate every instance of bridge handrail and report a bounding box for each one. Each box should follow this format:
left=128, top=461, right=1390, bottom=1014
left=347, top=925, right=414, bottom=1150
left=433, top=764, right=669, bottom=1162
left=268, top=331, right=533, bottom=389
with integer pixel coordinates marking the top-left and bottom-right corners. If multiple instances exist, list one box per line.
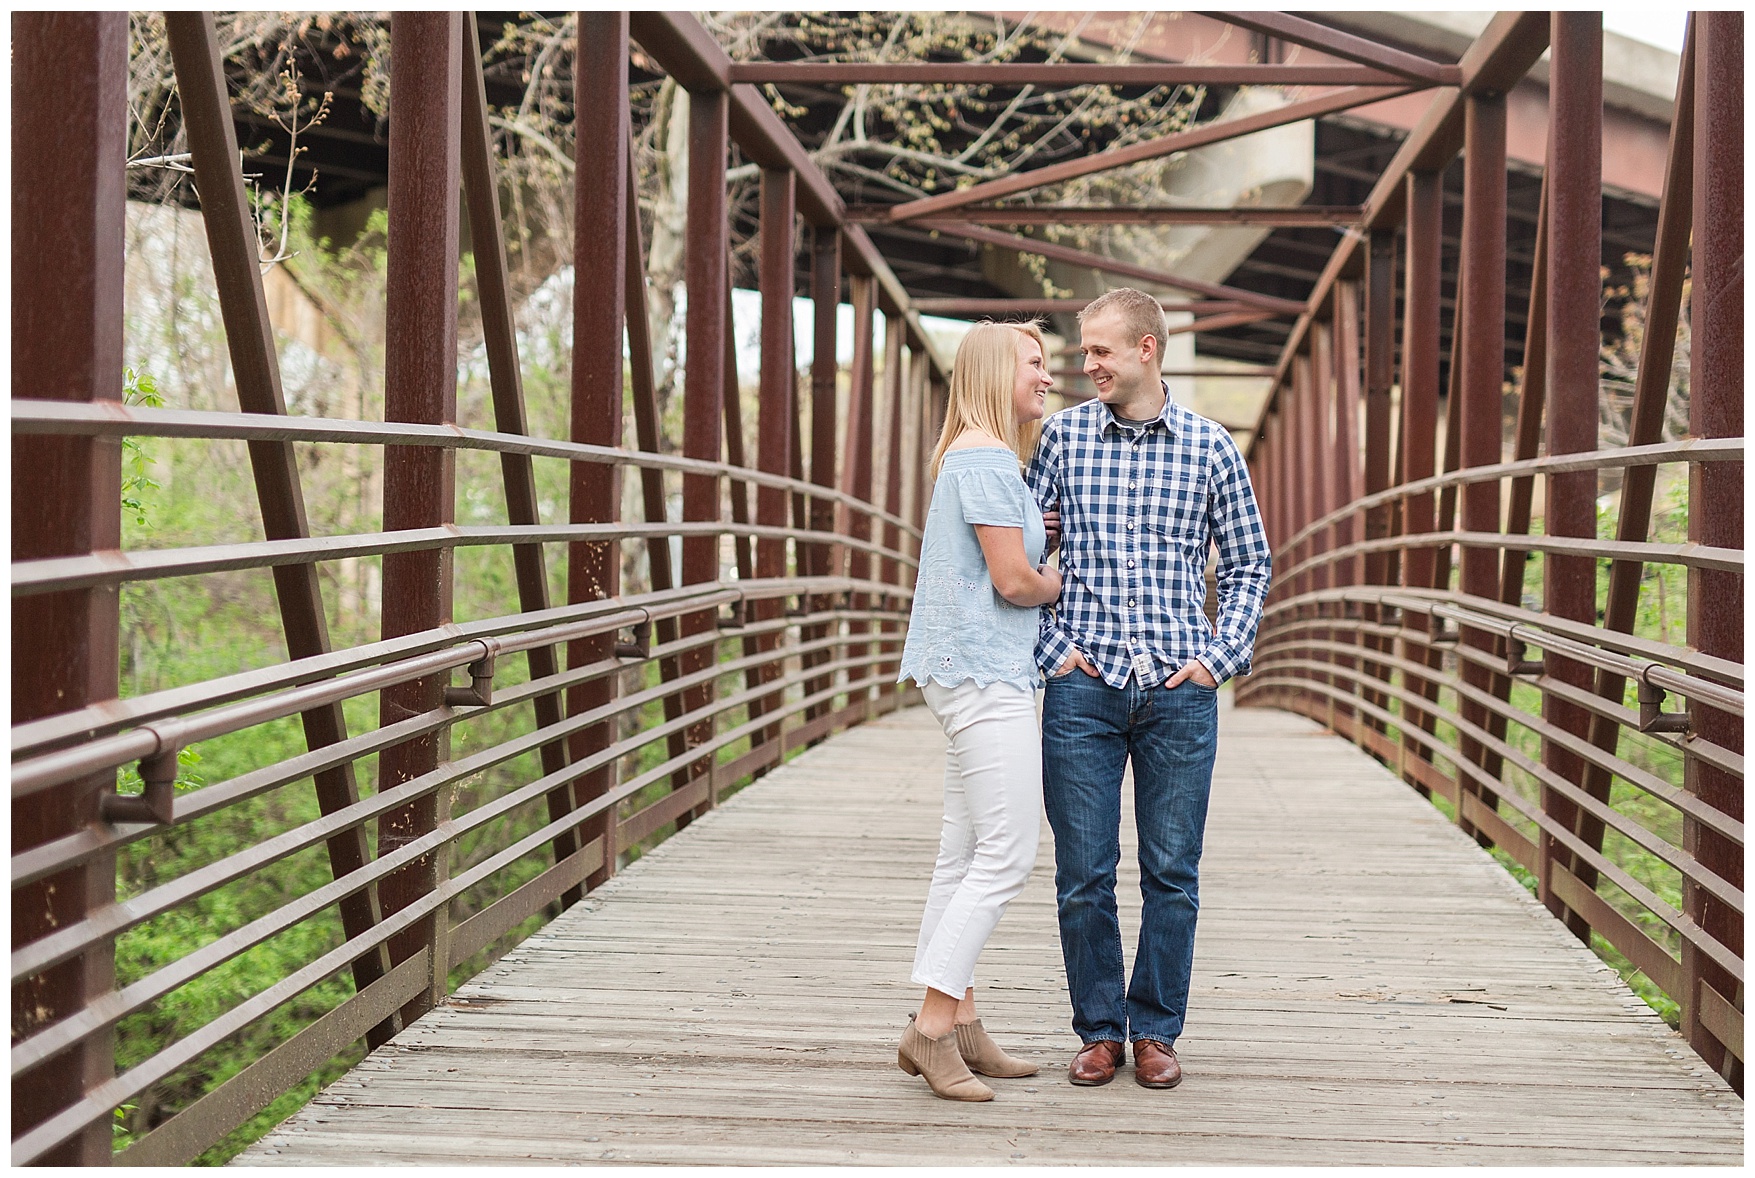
left=1272, top=437, right=1743, bottom=561
left=9, top=399, right=926, bottom=543
left=10, top=571, right=917, bottom=1165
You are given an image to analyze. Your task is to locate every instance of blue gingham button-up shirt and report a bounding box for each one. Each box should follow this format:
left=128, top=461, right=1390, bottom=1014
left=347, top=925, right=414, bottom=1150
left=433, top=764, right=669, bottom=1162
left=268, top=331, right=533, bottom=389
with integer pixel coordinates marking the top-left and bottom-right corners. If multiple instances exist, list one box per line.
left=1024, top=390, right=1271, bottom=688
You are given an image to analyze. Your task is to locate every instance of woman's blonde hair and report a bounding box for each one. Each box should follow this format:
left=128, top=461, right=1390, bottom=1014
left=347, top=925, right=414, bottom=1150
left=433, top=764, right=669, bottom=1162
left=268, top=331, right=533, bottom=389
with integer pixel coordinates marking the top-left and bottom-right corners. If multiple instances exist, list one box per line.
left=930, top=320, right=1045, bottom=478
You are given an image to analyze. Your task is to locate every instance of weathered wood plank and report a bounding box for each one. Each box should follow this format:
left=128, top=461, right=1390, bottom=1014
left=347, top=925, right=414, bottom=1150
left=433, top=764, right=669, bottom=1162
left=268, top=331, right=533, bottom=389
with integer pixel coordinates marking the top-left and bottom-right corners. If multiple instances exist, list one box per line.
left=240, top=701, right=1741, bottom=1165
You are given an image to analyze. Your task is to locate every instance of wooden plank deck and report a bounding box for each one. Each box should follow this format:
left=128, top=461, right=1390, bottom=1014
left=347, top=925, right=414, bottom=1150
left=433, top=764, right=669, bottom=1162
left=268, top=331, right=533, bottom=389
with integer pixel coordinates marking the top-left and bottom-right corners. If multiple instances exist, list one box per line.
left=242, top=697, right=1742, bottom=1165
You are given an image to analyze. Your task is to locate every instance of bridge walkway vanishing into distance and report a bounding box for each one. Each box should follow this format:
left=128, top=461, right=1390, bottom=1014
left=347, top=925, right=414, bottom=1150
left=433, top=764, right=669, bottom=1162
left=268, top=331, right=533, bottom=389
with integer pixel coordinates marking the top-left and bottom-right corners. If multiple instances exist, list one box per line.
left=10, top=9, right=1743, bottom=1166
left=241, top=703, right=1741, bottom=1166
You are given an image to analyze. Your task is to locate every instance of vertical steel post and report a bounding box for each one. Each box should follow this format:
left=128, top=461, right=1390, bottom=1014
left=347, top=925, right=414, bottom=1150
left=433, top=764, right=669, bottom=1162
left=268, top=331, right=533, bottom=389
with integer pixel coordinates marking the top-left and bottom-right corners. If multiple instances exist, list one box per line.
left=880, top=314, right=907, bottom=696
left=1360, top=231, right=1398, bottom=734
left=10, top=12, right=126, bottom=1163
left=755, top=168, right=796, bottom=740
left=1539, top=13, right=1604, bottom=929
left=1309, top=322, right=1336, bottom=594
left=678, top=85, right=729, bottom=816
left=376, top=10, right=463, bottom=1023
left=1684, top=9, right=1744, bottom=1085
left=1332, top=283, right=1364, bottom=588
left=843, top=276, right=878, bottom=699
left=1332, top=283, right=1364, bottom=722
left=1457, top=89, right=1509, bottom=845
left=1399, top=170, right=1445, bottom=787
left=568, top=12, right=629, bottom=883
left=802, top=227, right=842, bottom=722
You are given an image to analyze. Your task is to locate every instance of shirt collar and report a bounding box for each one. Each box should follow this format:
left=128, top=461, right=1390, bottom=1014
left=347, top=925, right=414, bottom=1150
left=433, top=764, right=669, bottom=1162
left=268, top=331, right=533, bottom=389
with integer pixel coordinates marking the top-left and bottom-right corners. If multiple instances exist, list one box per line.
left=1098, top=381, right=1178, bottom=439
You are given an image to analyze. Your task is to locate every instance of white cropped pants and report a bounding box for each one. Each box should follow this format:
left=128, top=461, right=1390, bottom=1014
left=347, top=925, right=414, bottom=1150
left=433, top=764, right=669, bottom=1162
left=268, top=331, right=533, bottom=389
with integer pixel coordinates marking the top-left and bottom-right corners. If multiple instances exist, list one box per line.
left=912, top=680, right=1042, bottom=998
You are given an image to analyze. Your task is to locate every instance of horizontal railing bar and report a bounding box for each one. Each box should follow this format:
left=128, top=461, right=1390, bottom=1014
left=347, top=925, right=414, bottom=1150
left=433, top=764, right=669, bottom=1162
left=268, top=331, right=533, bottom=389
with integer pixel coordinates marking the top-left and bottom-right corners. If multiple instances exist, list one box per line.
left=12, top=645, right=899, bottom=1075
left=1251, top=634, right=1745, bottom=845
left=1262, top=585, right=1745, bottom=688
left=9, top=399, right=923, bottom=541
left=12, top=635, right=899, bottom=986
left=11, top=745, right=641, bottom=1165
left=1254, top=619, right=1745, bottom=781
left=1276, top=437, right=1743, bottom=557
left=109, top=947, right=435, bottom=1167
left=1256, top=650, right=1747, bottom=859
left=11, top=577, right=899, bottom=757
left=1277, top=527, right=1743, bottom=580
left=1244, top=672, right=1745, bottom=982
left=727, top=60, right=1432, bottom=85
left=12, top=520, right=918, bottom=598
left=10, top=601, right=897, bottom=887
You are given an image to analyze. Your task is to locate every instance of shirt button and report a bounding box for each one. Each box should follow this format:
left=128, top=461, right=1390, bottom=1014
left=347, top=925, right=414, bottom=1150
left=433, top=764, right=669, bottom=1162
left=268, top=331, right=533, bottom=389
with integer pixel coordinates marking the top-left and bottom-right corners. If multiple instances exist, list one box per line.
left=1128, top=599, right=1137, bottom=608
left=1129, top=481, right=1137, bottom=490
left=1126, top=560, right=1135, bottom=569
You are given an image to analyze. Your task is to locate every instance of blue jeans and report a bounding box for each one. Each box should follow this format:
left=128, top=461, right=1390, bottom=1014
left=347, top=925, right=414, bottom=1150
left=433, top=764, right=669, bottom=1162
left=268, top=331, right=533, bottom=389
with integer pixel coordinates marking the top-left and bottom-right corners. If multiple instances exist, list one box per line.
left=1041, top=672, right=1219, bottom=1047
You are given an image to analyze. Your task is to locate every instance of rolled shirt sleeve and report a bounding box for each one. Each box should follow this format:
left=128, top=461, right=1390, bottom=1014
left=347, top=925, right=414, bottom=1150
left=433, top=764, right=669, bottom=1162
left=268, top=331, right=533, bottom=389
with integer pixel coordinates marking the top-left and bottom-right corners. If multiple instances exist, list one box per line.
left=1195, top=430, right=1272, bottom=683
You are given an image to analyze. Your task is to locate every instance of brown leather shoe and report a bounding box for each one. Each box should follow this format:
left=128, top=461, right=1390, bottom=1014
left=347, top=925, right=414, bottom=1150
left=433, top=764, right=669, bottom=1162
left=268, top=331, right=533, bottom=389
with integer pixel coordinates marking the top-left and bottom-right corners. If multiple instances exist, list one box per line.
left=1133, top=1039, right=1183, bottom=1089
left=1067, top=1039, right=1125, bottom=1086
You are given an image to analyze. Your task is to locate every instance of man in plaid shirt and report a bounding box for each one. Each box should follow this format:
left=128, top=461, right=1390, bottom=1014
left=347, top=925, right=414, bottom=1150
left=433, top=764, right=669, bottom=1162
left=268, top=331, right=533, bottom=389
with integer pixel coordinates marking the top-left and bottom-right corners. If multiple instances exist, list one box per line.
left=1024, top=288, right=1271, bottom=1090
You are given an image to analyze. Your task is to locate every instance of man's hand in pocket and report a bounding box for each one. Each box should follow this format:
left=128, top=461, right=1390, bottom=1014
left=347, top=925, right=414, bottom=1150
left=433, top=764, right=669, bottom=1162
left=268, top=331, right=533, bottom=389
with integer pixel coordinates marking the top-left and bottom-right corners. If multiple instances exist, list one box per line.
left=1165, top=659, right=1218, bottom=689
left=1053, top=648, right=1100, bottom=678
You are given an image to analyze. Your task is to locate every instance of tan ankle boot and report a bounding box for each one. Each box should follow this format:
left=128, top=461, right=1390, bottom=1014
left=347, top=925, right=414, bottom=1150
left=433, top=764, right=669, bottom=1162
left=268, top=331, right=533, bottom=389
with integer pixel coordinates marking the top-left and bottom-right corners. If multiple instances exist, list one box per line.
left=956, top=1019, right=1040, bottom=1078
left=898, top=1016, right=994, bottom=1101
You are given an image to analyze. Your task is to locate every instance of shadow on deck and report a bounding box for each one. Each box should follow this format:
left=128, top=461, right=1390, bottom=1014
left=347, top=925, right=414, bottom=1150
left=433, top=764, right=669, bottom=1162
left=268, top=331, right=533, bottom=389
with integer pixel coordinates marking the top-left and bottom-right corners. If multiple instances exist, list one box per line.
left=242, top=700, right=1742, bottom=1165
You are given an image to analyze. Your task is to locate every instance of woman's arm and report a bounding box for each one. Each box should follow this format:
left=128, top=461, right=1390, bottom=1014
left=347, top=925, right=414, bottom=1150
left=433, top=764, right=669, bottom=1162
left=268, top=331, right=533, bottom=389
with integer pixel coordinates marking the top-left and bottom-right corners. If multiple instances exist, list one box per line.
left=973, top=525, right=1062, bottom=607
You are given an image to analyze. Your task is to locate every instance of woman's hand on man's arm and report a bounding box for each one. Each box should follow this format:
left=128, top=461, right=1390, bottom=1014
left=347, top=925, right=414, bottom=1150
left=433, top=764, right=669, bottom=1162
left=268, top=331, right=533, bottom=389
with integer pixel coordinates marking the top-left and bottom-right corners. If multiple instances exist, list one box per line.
left=973, top=524, right=1062, bottom=607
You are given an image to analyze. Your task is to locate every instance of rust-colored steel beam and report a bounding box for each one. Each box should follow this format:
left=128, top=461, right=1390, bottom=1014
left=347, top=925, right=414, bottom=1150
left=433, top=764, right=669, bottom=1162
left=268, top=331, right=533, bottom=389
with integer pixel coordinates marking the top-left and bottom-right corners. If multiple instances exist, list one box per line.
left=842, top=277, right=879, bottom=693
left=802, top=227, right=842, bottom=722
left=1500, top=171, right=1550, bottom=607
left=10, top=12, right=127, bottom=1163
left=1582, top=26, right=1698, bottom=958
left=920, top=297, right=1240, bottom=317
left=1359, top=230, right=1397, bottom=725
left=886, top=84, right=1415, bottom=223
left=879, top=315, right=908, bottom=695
left=732, top=61, right=1425, bottom=87
left=753, top=168, right=797, bottom=740
left=1398, top=169, right=1444, bottom=785
left=1332, top=282, right=1363, bottom=588
left=928, top=221, right=1306, bottom=316
left=1254, top=12, right=1549, bottom=427
left=1308, top=322, right=1337, bottom=594
left=852, top=205, right=1365, bottom=228
left=622, top=145, right=692, bottom=796
left=376, top=10, right=463, bottom=1027
left=1684, top=9, right=1744, bottom=1087
left=568, top=12, right=630, bottom=887
left=166, top=11, right=393, bottom=1019
left=462, top=14, right=577, bottom=906
left=1539, top=14, right=1605, bottom=936
left=1200, top=11, right=1460, bottom=85
left=677, top=84, right=729, bottom=819
left=628, top=12, right=950, bottom=382
left=1456, top=89, right=1509, bottom=849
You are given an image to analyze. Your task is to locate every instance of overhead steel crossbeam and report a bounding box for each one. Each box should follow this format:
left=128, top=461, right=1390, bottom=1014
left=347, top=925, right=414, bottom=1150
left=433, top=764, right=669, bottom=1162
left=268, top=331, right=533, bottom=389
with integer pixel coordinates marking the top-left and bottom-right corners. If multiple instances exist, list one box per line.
left=730, top=61, right=1424, bottom=86
left=882, top=82, right=1420, bottom=222
left=925, top=221, right=1306, bottom=316
left=848, top=205, right=1365, bottom=227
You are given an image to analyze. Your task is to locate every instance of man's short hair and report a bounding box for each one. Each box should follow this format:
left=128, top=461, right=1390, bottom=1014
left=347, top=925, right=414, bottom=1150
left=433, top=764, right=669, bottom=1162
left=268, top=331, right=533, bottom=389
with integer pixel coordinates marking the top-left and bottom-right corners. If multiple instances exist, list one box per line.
left=1078, top=287, right=1168, bottom=364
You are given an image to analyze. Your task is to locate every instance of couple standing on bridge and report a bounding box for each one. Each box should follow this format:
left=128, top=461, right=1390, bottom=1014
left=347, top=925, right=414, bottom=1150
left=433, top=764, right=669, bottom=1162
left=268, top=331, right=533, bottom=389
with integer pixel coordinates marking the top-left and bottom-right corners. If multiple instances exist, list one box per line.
left=895, top=288, right=1272, bottom=1100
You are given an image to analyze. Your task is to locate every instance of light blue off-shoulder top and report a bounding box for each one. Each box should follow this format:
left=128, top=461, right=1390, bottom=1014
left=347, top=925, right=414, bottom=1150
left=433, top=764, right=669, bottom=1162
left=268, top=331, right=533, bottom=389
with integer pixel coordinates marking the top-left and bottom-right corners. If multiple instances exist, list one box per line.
left=898, top=447, right=1048, bottom=691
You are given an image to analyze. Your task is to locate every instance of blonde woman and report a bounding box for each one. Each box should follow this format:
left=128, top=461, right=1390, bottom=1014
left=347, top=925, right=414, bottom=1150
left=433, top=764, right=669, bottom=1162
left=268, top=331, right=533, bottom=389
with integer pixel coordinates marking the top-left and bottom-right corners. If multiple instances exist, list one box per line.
left=894, top=321, right=1060, bottom=1101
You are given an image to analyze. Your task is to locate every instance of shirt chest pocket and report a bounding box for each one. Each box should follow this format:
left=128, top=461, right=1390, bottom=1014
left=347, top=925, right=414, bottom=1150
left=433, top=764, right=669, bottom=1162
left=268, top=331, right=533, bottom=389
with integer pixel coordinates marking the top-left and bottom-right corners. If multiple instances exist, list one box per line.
left=1142, top=469, right=1207, bottom=538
